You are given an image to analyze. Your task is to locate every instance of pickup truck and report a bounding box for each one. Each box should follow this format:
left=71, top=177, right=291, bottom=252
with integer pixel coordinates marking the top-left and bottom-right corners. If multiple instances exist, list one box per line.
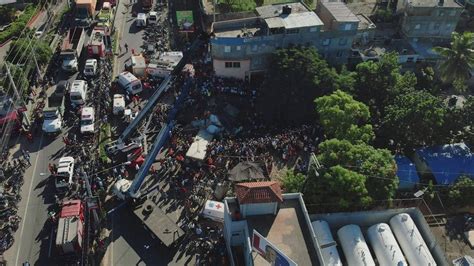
left=60, top=27, right=85, bottom=73
left=97, top=2, right=114, bottom=29
left=42, top=81, right=68, bottom=134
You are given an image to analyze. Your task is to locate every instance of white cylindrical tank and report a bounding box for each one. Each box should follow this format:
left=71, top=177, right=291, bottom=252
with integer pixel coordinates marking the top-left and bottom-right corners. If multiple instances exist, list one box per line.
left=337, top=224, right=376, bottom=266
left=311, top=220, right=343, bottom=266
left=367, top=223, right=408, bottom=266
left=389, top=213, right=437, bottom=266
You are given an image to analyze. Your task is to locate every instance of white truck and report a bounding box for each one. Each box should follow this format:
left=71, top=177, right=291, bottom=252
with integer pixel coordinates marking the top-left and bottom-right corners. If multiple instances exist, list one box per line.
left=80, top=107, right=95, bottom=134
left=117, top=71, right=142, bottom=95
left=42, top=81, right=68, bottom=134
left=60, top=27, right=86, bottom=73
left=70, top=80, right=88, bottom=107
left=55, top=157, right=75, bottom=192
left=83, top=59, right=98, bottom=77
left=113, top=94, right=125, bottom=115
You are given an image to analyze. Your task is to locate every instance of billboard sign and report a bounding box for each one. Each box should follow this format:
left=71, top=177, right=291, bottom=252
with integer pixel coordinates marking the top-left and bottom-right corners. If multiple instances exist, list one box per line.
left=252, top=230, right=298, bottom=266
left=176, top=11, right=194, bottom=33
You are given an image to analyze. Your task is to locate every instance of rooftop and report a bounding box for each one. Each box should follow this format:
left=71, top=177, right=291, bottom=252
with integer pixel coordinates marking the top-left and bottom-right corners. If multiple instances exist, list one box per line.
left=356, top=14, right=376, bottom=30
left=407, top=0, right=462, bottom=8
left=227, top=196, right=319, bottom=265
left=235, top=181, right=283, bottom=204
left=60, top=200, right=82, bottom=218
left=264, top=12, right=323, bottom=29
left=212, top=17, right=265, bottom=38
left=320, top=1, right=360, bottom=22
left=356, top=39, right=418, bottom=59
left=256, top=2, right=311, bottom=18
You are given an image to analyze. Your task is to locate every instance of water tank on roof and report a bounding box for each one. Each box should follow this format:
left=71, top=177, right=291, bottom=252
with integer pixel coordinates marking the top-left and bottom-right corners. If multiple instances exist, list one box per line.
left=389, top=213, right=437, bottom=266
left=337, top=224, right=376, bottom=266
left=311, top=220, right=342, bottom=266
left=367, top=223, right=407, bottom=266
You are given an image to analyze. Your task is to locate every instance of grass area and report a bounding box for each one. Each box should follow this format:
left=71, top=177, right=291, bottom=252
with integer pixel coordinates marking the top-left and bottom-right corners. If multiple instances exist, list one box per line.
left=99, top=123, right=112, bottom=164
left=0, top=4, right=38, bottom=43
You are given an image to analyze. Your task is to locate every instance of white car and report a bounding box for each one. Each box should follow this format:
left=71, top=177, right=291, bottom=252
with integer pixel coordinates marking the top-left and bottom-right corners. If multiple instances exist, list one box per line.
left=136, top=13, right=147, bottom=27
left=84, top=59, right=98, bottom=77
left=113, top=94, right=125, bottom=115
left=55, top=157, right=75, bottom=191
left=148, top=12, right=158, bottom=24
left=80, top=107, right=95, bottom=134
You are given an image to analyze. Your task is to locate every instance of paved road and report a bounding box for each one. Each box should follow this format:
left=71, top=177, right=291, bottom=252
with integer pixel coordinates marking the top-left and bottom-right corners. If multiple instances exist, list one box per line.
left=3, top=70, right=78, bottom=265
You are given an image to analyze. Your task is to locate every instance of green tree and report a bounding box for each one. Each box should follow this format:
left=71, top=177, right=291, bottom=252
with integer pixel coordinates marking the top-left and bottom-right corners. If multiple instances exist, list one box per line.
left=382, top=90, right=447, bottom=149
left=415, top=66, right=439, bottom=95
left=334, top=65, right=357, bottom=92
left=354, top=53, right=416, bottom=120
left=281, top=170, right=306, bottom=193
left=7, top=37, right=52, bottom=66
left=304, top=139, right=398, bottom=210
left=433, top=32, right=474, bottom=93
left=261, top=46, right=336, bottom=122
left=447, top=176, right=474, bottom=207
left=315, top=90, right=374, bottom=144
left=0, top=6, right=16, bottom=24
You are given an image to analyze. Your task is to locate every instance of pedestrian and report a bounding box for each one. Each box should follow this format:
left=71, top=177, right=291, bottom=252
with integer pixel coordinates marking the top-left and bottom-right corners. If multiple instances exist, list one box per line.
left=124, top=43, right=128, bottom=52
left=118, top=44, right=122, bottom=54
left=48, top=163, right=54, bottom=175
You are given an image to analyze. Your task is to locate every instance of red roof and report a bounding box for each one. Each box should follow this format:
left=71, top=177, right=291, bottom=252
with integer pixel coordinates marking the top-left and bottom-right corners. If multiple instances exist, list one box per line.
left=60, top=200, right=82, bottom=218
left=235, top=181, right=283, bottom=204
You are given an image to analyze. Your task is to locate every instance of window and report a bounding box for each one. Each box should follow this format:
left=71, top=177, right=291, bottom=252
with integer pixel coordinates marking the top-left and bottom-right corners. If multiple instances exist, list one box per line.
left=406, top=57, right=414, bottom=63
left=446, top=23, right=452, bottom=30
left=438, top=10, right=445, bottom=16
left=336, top=50, right=344, bottom=57
left=322, top=39, right=330, bottom=46
left=433, top=23, right=440, bottom=30
left=310, top=27, right=318, bottom=32
left=236, top=46, right=241, bottom=51
left=225, top=62, right=233, bottom=68
left=414, top=24, right=421, bottom=30
left=344, top=23, right=352, bottom=31
left=233, top=62, right=241, bottom=68
left=286, top=28, right=299, bottom=34
left=449, top=10, right=456, bottom=16
left=339, top=38, right=348, bottom=46
left=224, top=46, right=231, bottom=53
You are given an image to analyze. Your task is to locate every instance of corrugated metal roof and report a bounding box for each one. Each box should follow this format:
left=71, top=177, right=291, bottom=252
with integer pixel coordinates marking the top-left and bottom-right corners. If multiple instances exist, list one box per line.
left=321, top=1, right=360, bottom=22
left=265, top=12, right=323, bottom=29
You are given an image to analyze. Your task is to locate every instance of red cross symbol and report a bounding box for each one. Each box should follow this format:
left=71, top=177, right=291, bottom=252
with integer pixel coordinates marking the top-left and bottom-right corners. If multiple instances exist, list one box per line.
left=215, top=204, right=222, bottom=209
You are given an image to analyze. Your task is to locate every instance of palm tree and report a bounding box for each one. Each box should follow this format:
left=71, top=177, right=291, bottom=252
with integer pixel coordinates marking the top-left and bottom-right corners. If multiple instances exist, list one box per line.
left=433, top=32, right=474, bottom=93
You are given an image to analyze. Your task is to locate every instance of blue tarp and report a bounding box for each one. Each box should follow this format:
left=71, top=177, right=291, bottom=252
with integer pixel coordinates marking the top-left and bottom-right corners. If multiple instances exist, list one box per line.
left=416, top=143, right=474, bottom=185
left=395, top=155, right=419, bottom=190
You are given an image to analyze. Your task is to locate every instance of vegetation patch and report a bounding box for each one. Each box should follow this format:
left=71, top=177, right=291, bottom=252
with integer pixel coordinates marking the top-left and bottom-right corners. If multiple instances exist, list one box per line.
left=0, top=5, right=38, bottom=44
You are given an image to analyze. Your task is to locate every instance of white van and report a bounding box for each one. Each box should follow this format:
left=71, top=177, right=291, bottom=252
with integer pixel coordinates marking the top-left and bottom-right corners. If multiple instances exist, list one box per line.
left=84, top=59, right=98, bottom=77
left=113, top=94, right=125, bottom=115
left=117, top=71, right=142, bottom=95
left=55, top=157, right=75, bottom=191
left=80, top=107, right=95, bottom=134
left=148, top=12, right=158, bottom=24
left=70, top=80, right=88, bottom=107
left=201, top=200, right=224, bottom=223
left=136, top=13, right=147, bottom=27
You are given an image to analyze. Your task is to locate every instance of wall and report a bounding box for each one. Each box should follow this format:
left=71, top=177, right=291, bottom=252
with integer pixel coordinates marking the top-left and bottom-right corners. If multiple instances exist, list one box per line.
left=213, top=59, right=251, bottom=79
left=241, top=202, right=277, bottom=217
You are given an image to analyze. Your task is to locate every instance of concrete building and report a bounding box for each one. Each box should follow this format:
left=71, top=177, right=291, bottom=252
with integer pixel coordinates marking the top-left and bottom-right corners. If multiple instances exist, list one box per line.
left=210, top=2, right=360, bottom=80
left=396, top=0, right=463, bottom=42
left=223, top=181, right=321, bottom=265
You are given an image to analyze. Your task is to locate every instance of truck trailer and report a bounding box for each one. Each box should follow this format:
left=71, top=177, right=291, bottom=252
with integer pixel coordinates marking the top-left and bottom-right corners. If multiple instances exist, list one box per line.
left=55, top=200, right=84, bottom=256
left=60, top=27, right=85, bottom=73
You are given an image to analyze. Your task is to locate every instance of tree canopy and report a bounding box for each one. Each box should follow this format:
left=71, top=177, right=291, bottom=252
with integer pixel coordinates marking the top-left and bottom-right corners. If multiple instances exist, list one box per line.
left=281, top=170, right=306, bottom=193
left=447, top=176, right=474, bottom=207
left=382, top=89, right=447, bottom=150
left=433, top=32, right=474, bottom=93
left=7, top=37, right=52, bottom=66
left=315, top=90, right=374, bottom=144
left=260, top=46, right=337, bottom=123
left=304, top=139, right=398, bottom=210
